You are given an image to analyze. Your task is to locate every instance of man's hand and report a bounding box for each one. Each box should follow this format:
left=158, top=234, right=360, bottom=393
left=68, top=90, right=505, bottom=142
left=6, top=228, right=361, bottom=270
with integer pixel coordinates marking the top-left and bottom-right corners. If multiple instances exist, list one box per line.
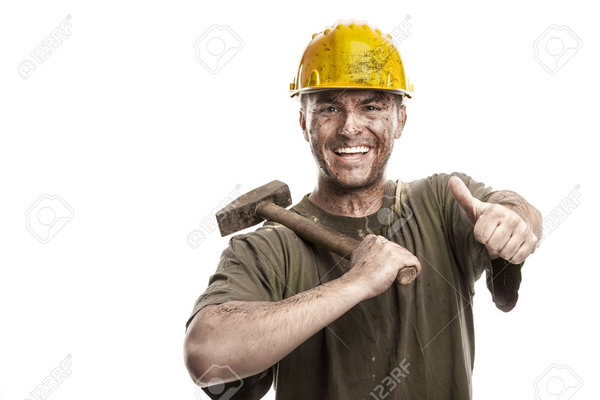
left=344, top=234, right=422, bottom=300
left=448, top=176, right=539, bottom=264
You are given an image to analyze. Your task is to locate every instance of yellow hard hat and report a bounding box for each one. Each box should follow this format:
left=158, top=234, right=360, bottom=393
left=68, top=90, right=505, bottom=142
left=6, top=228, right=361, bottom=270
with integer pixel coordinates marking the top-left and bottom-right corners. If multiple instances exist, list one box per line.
left=289, top=22, right=413, bottom=98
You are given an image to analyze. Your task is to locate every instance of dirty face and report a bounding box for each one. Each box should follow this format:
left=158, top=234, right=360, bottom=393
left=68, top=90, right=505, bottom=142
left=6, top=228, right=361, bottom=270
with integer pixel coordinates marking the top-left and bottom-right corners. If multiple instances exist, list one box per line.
left=299, top=89, right=406, bottom=190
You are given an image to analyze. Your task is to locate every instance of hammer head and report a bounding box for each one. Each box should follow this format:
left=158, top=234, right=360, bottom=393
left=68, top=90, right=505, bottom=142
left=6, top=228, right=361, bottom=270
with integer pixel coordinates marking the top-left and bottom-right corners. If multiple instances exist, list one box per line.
left=216, top=180, right=292, bottom=236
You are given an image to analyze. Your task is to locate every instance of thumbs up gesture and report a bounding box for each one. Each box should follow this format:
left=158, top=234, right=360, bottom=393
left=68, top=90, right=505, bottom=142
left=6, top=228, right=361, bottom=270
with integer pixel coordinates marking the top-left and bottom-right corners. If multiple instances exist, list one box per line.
left=448, top=176, right=538, bottom=264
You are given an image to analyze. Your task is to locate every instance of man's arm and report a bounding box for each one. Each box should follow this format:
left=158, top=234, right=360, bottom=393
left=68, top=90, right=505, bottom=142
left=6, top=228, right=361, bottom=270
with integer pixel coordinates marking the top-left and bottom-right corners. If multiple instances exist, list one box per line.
left=185, top=277, right=360, bottom=386
left=184, top=235, right=421, bottom=386
left=482, top=191, right=541, bottom=312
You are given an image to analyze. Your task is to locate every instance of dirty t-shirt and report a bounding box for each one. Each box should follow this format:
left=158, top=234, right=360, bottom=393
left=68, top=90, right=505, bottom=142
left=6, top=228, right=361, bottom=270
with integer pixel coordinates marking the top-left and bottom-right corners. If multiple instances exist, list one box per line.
left=186, top=172, right=524, bottom=400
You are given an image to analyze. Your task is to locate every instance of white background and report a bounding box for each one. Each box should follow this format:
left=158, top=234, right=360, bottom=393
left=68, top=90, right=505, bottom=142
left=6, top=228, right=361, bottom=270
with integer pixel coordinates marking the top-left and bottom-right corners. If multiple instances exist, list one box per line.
left=1, top=1, right=598, bottom=399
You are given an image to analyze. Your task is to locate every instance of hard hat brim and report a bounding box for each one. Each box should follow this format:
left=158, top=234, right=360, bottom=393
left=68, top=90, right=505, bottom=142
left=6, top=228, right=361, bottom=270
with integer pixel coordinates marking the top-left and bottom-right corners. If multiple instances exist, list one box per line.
left=290, top=86, right=412, bottom=99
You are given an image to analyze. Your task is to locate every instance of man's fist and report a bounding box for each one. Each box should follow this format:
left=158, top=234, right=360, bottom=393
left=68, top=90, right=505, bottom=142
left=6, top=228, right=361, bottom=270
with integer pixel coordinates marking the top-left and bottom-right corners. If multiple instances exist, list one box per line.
left=448, top=176, right=538, bottom=264
left=344, top=235, right=422, bottom=301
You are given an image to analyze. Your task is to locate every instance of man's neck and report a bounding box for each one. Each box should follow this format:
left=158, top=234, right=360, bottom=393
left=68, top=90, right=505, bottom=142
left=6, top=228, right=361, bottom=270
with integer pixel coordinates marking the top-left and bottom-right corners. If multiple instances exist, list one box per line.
left=308, top=176, right=387, bottom=218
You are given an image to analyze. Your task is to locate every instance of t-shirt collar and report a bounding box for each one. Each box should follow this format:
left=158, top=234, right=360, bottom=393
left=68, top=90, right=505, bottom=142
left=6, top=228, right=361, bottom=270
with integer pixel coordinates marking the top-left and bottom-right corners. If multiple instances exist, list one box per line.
left=291, top=180, right=398, bottom=236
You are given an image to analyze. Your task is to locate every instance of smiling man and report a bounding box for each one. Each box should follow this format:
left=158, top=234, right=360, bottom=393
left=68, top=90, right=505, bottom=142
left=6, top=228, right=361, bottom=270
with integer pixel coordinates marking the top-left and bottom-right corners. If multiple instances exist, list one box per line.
left=184, top=22, right=542, bottom=400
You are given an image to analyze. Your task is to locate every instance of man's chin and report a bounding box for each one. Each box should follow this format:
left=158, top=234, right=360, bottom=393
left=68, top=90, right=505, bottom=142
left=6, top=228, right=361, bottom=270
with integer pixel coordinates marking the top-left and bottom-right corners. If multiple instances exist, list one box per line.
left=326, top=172, right=380, bottom=190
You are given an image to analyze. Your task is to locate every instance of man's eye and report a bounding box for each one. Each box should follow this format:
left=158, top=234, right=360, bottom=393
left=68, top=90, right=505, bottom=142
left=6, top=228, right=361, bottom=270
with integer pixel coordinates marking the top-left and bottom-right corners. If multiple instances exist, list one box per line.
left=364, top=105, right=381, bottom=111
left=320, top=106, right=339, bottom=113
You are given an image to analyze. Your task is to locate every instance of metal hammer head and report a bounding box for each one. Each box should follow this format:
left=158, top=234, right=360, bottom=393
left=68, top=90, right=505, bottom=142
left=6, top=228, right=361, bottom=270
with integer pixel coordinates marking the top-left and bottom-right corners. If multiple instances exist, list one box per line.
left=216, top=180, right=292, bottom=236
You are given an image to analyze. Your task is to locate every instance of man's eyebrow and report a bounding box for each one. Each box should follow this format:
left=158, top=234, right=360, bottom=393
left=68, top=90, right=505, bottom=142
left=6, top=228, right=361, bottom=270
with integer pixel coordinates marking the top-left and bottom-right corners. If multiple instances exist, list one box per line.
left=314, top=97, right=342, bottom=106
left=359, top=96, right=384, bottom=105
left=313, top=95, right=383, bottom=106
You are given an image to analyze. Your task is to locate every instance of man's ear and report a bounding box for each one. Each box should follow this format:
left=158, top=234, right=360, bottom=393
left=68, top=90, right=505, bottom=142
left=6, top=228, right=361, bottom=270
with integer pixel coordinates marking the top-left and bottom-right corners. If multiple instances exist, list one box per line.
left=394, top=105, right=407, bottom=140
left=299, top=110, right=309, bottom=142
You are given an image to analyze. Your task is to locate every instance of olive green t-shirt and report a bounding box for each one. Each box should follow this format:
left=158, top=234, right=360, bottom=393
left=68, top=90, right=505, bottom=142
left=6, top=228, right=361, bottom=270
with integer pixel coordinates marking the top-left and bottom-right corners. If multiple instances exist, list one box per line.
left=186, top=172, right=523, bottom=400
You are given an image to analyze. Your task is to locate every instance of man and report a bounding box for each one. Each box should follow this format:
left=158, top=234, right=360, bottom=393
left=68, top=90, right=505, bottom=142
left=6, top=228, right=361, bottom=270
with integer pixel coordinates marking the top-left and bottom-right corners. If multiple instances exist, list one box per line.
left=184, top=21, right=542, bottom=399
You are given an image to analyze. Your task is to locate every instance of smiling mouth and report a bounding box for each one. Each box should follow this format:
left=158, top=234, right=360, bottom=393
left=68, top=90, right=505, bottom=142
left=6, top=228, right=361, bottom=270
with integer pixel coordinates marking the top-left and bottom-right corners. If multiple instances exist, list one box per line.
left=333, top=146, right=371, bottom=156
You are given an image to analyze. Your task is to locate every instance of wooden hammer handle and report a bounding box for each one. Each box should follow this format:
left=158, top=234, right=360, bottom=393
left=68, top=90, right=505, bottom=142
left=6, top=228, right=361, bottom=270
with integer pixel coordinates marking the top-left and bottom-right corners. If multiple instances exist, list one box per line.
left=256, top=201, right=417, bottom=285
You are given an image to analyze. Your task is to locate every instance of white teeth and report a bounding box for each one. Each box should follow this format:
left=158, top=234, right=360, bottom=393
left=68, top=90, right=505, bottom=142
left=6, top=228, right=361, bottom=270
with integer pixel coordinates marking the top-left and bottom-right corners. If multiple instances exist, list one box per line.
left=334, top=146, right=370, bottom=154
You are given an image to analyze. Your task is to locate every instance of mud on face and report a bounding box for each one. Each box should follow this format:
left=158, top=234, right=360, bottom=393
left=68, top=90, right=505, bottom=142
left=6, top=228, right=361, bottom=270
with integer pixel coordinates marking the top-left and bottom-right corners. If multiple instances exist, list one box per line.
left=300, top=89, right=406, bottom=190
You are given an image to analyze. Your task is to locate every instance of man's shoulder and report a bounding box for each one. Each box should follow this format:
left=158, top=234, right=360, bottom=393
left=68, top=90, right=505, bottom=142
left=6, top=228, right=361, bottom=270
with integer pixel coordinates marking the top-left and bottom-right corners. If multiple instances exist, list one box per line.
left=396, top=171, right=468, bottom=194
left=391, top=172, right=480, bottom=209
left=221, top=221, right=315, bottom=279
left=225, top=221, right=305, bottom=255
left=400, top=171, right=471, bottom=186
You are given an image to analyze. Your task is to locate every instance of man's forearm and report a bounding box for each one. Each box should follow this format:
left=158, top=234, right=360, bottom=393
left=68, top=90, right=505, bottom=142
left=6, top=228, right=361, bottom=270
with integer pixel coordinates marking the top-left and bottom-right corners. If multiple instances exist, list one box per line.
left=185, top=275, right=364, bottom=385
left=486, top=190, right=543, bottom=243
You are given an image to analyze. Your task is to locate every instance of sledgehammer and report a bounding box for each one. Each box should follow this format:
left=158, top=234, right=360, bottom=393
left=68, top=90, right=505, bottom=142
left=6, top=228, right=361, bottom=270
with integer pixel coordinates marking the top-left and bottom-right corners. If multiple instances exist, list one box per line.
left=216, top=180, right=418, bottom=285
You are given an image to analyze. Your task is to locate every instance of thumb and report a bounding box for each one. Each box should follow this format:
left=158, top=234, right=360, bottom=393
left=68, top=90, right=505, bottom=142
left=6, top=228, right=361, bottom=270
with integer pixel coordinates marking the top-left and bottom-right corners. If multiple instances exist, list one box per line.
left=448, top=176, right=485, bottom=224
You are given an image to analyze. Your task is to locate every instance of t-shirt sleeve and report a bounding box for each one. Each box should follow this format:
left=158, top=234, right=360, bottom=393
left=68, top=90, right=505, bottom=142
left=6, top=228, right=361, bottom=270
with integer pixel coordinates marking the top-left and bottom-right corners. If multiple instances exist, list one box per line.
left=185, top=227, right=287, bottom=330
left=440, top=172, right=523, bottom=312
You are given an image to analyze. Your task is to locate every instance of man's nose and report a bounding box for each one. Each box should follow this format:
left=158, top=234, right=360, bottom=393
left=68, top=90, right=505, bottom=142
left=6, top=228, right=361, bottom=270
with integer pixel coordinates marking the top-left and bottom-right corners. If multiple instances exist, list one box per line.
left=340, top=111, right=363, bottom=136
